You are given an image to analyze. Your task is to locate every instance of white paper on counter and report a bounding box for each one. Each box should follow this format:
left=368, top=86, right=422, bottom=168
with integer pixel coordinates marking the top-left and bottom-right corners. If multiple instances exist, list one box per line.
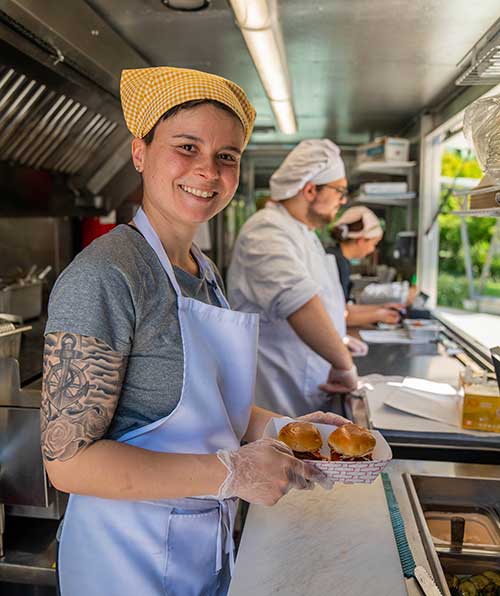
left=359, top=329, right=429, bottom=344
left=361, top=376, right=499, bottom=436
left=398, top=377, right=457, bottom=396
left=383, top=383, right=461, bottom=427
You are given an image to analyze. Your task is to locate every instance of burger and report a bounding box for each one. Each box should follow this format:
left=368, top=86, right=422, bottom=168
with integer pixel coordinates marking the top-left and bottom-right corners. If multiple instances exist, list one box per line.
left=328, top=424, right=376, bottom=462
left=277, top=421, right=324, bottom=460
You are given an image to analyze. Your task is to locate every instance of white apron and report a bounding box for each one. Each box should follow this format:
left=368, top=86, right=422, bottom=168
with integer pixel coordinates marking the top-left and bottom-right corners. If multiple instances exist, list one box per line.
left=255, top=217, right=347, bottom=418
left=58, top=207, right=259, bottom=596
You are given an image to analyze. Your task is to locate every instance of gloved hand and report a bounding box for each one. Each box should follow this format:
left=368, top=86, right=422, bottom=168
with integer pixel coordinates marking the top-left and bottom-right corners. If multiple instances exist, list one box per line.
left=319, top=364, right=358, bottom=394
left=216, top=438, right=326, bottom=506
left=376, top=303, right=405, bottom=324
left=343, top=335, right=369, bottom=357
left=298, top=411, right=351, bottom=427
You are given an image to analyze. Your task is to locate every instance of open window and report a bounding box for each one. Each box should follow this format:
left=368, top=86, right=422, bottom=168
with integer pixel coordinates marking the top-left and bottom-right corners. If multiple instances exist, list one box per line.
left=418, top=85, right=500, bottom=353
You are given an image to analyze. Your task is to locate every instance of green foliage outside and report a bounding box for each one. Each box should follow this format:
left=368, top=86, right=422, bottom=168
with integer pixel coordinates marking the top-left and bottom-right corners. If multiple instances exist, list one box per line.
left=437, top=273, right=500, bottom=308
left=437, top=149, right=498, bottom=308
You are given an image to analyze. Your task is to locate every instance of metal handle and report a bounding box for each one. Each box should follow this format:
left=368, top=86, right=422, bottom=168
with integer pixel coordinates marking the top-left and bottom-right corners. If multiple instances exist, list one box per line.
left=37, top=265, right=52, bottom=280
left=450, top=516, right=465, bottom=550
left=0, top=504, right=4, bottom=558
left=0, top=325, right=32, bottom=339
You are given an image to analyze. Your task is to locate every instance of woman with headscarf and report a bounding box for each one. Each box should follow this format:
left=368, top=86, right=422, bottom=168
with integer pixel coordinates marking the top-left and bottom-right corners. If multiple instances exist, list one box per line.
left=329, top=205, right=404, bottom=327
left=40, top=67, right=345, bottom=596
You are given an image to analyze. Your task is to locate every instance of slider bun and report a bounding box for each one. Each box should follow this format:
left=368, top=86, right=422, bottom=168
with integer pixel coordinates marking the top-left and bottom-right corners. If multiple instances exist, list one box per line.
left=328, top=424, right=376, bottom=458
left=277, top=422, right=323, bottom=453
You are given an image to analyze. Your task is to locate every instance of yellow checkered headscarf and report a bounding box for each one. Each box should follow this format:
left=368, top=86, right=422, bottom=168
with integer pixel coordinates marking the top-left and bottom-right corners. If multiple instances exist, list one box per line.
left=120, top=66, right=256, bottom=146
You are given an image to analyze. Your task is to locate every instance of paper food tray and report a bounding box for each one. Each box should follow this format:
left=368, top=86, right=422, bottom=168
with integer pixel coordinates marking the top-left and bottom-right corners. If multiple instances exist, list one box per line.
left=264, top=417, right=392, bottom=485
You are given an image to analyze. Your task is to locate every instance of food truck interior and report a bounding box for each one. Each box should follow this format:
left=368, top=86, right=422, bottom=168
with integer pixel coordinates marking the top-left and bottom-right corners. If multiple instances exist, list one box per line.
left=0, top=2, right=500, bottom=595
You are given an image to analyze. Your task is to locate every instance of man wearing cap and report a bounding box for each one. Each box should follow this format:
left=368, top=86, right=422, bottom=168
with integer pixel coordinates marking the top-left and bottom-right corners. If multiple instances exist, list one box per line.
left=228, top=139, right=360, bottom=417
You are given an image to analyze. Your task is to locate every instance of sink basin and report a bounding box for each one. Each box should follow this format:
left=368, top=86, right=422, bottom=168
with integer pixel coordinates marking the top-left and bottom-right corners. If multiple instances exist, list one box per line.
left=404, top=474, right=500, bottom=595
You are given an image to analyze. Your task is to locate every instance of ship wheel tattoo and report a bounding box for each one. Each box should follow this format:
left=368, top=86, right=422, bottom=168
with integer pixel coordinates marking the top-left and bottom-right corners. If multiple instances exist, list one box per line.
left=46, top=334, right=96, bottom=411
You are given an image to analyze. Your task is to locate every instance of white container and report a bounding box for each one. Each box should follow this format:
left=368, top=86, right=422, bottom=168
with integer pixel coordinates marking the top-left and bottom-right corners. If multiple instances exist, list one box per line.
left=360, top=182, right=408, bottom=194
left=403, top=319, right=442, bottom=341
left=356, top=136, right=410, bottom=164
left=265, top=418, right=392, bottom=485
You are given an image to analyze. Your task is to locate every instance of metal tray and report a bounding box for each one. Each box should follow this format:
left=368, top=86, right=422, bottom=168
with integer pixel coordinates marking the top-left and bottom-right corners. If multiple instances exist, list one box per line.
left=0, top=322, right=32, bottom=359
left=425, top=509, right=500, bottom=552
left=0, top=281, right=42, bottom=320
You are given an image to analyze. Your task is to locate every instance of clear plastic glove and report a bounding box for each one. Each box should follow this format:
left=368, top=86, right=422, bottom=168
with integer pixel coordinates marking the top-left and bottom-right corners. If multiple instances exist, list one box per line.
left=319, top=364, right=358, bottom=394
left=376, top=303, right=405, bottom=324
left=216, top=438, right=326, bottom=506
left=298, top=411, right=351, bottom=427
left=343, top=335, right=369, bottom=357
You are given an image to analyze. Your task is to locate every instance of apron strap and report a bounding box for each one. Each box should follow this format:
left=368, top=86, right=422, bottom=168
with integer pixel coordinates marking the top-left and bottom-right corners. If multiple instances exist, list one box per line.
left=216, top=498, right=238, bottom=575
left=133, top=208, right=229, bottom=307
left=133, top=207, right=183, bottom=296
left=191, top=243, right=230, bottom=309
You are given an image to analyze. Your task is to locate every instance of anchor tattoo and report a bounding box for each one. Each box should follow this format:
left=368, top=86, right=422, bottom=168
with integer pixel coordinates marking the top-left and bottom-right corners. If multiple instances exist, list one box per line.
left=45, top=334, right=95, bottom=412
left=41, top=332, right=127, bottom=461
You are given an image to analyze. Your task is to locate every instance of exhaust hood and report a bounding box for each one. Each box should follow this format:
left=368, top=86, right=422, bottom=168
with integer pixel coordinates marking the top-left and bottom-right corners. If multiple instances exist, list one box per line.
left=0, top=0, right=148, bottom=215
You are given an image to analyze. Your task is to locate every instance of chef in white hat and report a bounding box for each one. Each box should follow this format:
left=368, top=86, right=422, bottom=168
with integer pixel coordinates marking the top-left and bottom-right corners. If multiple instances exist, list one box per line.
left=227, top=139, right=359, bottom=417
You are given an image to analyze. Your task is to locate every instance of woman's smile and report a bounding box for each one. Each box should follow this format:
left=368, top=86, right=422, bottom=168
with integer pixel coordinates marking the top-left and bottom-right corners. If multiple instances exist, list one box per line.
left=179, top=184, right=218, bottom=200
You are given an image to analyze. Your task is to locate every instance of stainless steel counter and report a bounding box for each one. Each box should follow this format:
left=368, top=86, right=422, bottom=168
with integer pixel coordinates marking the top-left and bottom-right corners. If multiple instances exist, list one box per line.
left=345, top=338, right=500, bottom=463
left=0, top=357, right=61, bottom=589
left=355, top=340, right=460, bottom=380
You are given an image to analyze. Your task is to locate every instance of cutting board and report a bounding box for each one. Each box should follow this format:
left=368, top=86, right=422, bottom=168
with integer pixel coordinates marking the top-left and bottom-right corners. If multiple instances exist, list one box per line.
left=228, top=477, right=408, bottom=596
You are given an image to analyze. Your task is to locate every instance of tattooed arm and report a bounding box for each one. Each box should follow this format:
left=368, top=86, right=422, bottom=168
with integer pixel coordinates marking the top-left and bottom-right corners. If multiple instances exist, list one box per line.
left=41, top=332, right=227, bottom=499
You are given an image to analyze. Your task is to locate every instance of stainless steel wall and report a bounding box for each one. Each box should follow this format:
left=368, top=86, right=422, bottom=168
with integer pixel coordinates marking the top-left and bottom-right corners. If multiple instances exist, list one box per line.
left=0, top=217, right=73, bottom=285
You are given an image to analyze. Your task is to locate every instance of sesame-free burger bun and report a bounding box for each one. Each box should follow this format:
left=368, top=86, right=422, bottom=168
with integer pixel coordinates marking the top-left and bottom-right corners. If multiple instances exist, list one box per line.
left=277, top=421, right=323, bottom=453
left=328, top=424, right=376, bottom=458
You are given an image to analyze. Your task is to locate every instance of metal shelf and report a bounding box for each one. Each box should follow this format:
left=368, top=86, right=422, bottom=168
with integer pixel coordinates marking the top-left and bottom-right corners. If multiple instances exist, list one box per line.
left=453, top=184, right=500, bottom=197
left=354, top=192, right=416, bottom=207
left=451, top=184, right=500, bottom=216
left=452, top=207, right=500, bottom=217
left=353, top=160, right=416, bottom=176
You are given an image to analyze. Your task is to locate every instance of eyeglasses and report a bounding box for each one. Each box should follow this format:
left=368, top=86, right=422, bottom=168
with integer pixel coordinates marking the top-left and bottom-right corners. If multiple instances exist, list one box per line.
left=320, top=184, right=350, bottom=201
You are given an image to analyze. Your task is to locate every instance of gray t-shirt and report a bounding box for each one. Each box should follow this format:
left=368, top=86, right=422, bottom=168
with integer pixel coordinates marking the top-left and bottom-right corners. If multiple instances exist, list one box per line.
left=45, top=224, right=224, bottom=440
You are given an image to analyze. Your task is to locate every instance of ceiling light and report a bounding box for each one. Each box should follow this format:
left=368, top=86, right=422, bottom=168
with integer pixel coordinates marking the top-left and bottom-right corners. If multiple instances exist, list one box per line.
left=161, top=0, right=210, bottom=11
left=270, top=100, right=296, bottom=135
left=229, top=0, right=297, bottom=134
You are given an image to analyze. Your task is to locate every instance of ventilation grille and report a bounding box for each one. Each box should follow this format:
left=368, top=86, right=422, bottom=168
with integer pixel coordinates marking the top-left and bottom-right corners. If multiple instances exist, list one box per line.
left=456, top=33, right=500, bottom=86
left=0, top=65, right=118, bottom=174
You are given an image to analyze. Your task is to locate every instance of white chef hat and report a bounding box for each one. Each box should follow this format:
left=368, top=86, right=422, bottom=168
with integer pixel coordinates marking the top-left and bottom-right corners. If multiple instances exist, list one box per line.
left=270, top=139, right=346, bottom=200
left=333, top=206, right=383, bottom=240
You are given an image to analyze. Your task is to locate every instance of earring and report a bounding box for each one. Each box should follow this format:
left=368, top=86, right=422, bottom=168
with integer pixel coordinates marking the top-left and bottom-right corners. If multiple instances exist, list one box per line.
left=135, top=164, right=142, bottom=173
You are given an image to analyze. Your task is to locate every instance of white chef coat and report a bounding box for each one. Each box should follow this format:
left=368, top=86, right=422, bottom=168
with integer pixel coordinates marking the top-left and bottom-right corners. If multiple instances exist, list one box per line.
left=227, top=202, right=347, bottom=416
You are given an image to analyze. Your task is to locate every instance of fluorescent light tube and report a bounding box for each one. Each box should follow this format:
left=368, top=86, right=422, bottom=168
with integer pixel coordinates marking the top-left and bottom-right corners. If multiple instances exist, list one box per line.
left=240, top=28, right=289, bottom=101
left=270, top=100, right=297, bottom=134
left=229, top=0, right=297, bottom=134
left=231, top=0, right=270, bottom=29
